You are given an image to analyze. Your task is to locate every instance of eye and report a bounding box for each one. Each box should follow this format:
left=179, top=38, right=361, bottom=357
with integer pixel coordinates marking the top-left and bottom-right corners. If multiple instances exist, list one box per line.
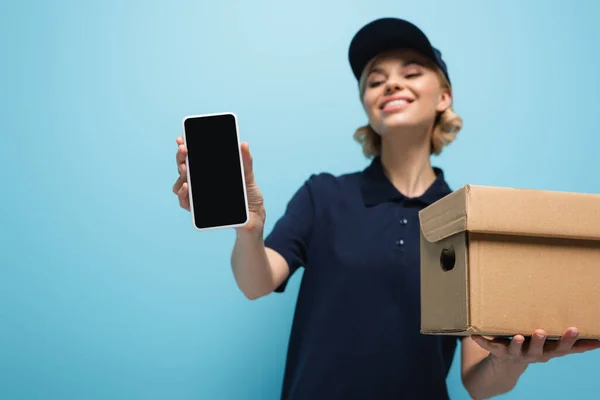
left=405, top=72, right=421, bottom=79
left=368, top=80, right=383, bottom=88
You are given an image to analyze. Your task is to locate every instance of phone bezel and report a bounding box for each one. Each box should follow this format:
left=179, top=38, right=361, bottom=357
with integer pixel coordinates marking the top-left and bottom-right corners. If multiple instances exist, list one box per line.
left=181, top=112, right=250, bottom=231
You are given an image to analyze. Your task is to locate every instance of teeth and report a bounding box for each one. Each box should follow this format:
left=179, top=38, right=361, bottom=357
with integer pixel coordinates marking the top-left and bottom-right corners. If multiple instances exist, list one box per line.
left=384, top=99, right=408, bottom=108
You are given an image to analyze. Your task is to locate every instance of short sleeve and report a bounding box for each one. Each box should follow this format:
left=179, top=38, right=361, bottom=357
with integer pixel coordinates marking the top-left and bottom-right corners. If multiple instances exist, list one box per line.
left=264, top=176, right=317, bottom=293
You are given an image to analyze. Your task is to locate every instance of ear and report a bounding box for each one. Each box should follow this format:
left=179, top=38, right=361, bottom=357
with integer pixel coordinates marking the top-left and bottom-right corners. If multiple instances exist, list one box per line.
left=436, top=89, right=452, bottom=113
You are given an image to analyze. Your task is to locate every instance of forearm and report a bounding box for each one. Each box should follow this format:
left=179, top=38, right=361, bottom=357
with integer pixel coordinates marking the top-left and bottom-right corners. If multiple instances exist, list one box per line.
left=231, top=227, right=276, bottom=299
left=463, top=353, right=528, bottom=399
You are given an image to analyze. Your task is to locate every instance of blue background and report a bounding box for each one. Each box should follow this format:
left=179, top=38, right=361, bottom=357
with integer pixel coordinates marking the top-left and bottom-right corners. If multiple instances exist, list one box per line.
left=2, top=0, right=599, bottom=398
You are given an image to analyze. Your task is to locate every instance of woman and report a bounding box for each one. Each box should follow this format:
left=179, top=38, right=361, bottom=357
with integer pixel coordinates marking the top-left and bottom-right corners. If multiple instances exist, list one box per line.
left=172, top=17, right=599, bottom=399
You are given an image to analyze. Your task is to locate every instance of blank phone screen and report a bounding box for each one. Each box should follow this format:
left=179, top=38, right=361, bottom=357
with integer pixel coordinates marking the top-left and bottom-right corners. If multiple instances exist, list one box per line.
left=183, top=113, right=248, bottom=230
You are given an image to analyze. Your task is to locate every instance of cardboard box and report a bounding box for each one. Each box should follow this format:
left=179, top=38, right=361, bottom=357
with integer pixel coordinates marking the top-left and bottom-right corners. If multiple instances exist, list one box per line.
left=419, top=184, right=600, bottom=339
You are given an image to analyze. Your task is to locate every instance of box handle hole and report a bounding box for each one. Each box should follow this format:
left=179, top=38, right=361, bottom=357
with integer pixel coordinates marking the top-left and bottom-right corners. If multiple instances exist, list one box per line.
left=440, top=246, right=455, bottom=272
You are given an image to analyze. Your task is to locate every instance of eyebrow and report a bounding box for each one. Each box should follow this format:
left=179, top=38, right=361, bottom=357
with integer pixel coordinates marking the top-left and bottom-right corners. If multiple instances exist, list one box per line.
left=368, top=60, right=425, bottom=76
left=402, top=60, right=425, bottom=67
left=368, top=66, right=386, bottom=76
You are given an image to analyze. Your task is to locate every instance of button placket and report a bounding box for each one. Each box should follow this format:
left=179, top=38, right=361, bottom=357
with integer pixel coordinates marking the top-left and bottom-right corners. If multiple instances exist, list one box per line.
left=395, top=215, right=407, bottom=248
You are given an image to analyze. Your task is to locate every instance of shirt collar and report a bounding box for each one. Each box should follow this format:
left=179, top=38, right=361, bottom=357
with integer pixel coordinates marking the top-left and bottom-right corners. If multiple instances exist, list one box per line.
left=359, top=156, right=452, bottom=206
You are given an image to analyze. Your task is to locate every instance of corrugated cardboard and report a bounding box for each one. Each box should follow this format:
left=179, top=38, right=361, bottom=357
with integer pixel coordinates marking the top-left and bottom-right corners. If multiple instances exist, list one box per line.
left=419, top=184, right=600, bottom=339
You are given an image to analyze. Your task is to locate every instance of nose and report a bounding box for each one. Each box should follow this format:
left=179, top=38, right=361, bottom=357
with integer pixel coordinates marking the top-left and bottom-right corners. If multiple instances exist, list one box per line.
left=384, top=78, right=403, bottom=95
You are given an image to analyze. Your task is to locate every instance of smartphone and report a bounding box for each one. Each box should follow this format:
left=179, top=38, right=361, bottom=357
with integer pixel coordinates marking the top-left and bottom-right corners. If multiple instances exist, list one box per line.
left=182, top=112, right=249, bottom=231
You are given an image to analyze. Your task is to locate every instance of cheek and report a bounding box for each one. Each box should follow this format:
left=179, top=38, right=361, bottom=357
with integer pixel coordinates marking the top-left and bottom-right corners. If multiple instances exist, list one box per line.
left=416, top=84, right=442, bottom=106
left=362, top=94, right=379, bottom=117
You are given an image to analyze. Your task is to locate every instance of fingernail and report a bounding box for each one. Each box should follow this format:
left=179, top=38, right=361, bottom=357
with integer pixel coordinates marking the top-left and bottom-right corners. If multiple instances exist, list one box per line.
left=571, top=330, right=579, bottom=338
left=536, top=333, right=545, bottom=339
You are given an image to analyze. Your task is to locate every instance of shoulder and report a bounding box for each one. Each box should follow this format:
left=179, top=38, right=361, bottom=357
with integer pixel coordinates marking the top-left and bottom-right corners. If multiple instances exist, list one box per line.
left=292, top=169, right=363, bottom=214
left=303, top=169, right=364, bottom=197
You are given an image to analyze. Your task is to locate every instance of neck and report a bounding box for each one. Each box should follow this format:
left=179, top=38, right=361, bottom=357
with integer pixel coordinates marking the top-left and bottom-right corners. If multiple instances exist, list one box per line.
left=379, top=128, right=436, bottom=198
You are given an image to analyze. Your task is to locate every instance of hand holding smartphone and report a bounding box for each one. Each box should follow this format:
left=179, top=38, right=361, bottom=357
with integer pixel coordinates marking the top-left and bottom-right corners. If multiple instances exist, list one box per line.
left=175, top=112, right=266, bottom=232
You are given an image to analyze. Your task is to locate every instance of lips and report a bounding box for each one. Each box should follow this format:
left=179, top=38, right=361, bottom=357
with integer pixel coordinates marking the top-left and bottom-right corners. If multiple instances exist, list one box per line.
left=380, top=95, right=414, bottom=111
left=384, top=99, right=409, bottom=107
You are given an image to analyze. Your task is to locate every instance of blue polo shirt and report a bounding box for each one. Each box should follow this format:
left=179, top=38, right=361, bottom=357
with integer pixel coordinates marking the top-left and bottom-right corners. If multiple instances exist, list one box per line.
left=264, top=156, right=459, bottom=400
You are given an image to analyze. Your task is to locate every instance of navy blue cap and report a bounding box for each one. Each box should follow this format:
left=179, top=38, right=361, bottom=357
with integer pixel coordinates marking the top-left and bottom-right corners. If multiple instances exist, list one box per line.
left=348, top=18, right=450, bottom=84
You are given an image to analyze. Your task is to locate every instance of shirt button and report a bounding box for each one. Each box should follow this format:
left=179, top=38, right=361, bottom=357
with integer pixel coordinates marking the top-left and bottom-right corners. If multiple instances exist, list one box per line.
left=396, top=239, right=404, bottom=246
left=399, top=218, right=408, bottom=225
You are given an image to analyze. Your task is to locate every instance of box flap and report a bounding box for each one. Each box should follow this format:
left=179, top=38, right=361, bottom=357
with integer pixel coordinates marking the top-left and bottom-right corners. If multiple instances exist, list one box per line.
left=419, top=186, right=469, bottom=243
left=419, top=184, right=600, bottom=243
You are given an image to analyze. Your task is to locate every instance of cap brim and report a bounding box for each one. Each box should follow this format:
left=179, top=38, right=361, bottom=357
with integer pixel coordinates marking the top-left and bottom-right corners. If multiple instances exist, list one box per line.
left=348, top=18, right=438, bottom=81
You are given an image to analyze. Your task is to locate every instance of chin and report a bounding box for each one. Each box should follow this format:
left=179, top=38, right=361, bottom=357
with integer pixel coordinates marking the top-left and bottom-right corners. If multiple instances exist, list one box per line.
left=376, top=113, right=421, bottom=133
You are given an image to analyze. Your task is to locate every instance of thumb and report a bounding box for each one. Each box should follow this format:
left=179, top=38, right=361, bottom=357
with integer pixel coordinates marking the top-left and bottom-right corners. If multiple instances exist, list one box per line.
left=241, top=142, right=255, bottom=182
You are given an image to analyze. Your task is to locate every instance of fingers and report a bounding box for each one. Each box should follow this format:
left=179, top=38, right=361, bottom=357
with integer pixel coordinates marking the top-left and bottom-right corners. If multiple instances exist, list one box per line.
left=555, top=327, right=579, bottom=354
left=471, top=335, right=508, bottom=357
left=173, top=136, right=190, bottom=210
left=559, top=327, right=600, bottom=354
left=178, top=161, right=187, bottom=181
left=177, top=181, right=190, bottom=210
left=473, top=328, right=600, bottom=365
left=507, top=335, right=525, bottom=357
left=173, top=176, right=190, bottom=210
left=571, top=339, right=600, bottom=353
left=175, top=137, right=187, bottom=178
left=173, top=136, right=188, bottom=188
left=176, top=143, right=187, bottom=166
left=526, top=330, right=547, bottom=359
left=172, top=175, right=185, bottom=194
left=240, top=142, right=254, bottom=182
left=172, top=156, right=187, bottom=194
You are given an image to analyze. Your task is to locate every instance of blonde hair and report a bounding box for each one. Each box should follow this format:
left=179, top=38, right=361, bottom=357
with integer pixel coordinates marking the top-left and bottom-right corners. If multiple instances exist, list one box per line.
left=353, top=55, right=463, bottom=158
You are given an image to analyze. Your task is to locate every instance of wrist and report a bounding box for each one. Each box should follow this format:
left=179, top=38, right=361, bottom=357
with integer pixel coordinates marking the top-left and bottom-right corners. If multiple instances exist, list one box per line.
left=236, top=221, right=264, bottom=241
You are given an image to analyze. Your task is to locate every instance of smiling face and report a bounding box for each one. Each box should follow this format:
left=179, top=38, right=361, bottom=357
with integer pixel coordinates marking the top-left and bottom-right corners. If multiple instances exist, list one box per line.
left=360, top=49, right=452, bottom=138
